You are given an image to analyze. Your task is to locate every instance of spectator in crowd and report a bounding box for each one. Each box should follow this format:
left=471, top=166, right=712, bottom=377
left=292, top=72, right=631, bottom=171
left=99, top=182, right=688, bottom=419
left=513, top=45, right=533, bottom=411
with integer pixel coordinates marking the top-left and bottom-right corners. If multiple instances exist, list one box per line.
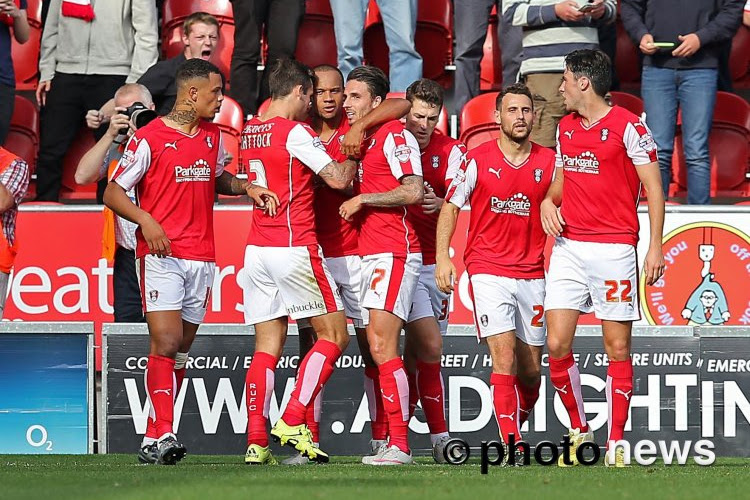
left=621, top=0, right=744, bottom=204
left=454, top=1, right=522, bottom=116
left=87, top=12, right=220, bottom=130
left=0, top=146, right=29, bottom=318
left=504, top=0, right=617, bottom=148
left=75, top=84, right=156, bottom=323
left=229, top=0, right=304, bottom=116
left=34, top=0, right=158, bottom=202
left=0, top=0, right=30, bottom=145
left=329, top=0, right=422, bottom=91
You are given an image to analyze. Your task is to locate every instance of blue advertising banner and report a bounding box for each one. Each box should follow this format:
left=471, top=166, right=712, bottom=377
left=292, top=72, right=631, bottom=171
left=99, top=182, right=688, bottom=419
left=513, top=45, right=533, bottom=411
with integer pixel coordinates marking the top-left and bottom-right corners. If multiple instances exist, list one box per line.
left=0, top=323, right=94, bottom=454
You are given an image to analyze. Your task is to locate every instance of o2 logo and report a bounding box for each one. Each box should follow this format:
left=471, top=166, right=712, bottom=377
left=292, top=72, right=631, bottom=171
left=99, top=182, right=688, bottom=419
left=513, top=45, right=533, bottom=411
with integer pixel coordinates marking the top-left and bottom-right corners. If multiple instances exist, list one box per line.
left=26, top=425, right=53, bottom=451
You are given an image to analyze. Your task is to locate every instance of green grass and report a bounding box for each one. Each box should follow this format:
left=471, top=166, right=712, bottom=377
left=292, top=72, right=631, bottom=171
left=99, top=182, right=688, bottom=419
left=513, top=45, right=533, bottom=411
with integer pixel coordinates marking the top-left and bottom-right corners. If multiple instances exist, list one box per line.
left=1, top=455, right=748, bottom=500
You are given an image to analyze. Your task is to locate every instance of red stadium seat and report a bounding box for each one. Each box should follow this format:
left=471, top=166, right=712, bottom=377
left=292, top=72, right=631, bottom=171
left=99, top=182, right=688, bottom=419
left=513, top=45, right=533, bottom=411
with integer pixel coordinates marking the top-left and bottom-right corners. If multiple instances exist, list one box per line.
left=386, top=91, right=448, bottom=136
left=213, top=96, right=245, bottom=175
left=4, top=96, right=39, bottom=175
left=672, top=92, right=750, bottom=199
left=609, top=91, right=644, bottom=118
left=615, top=18, right=641, bottom=90
left=480, top=6, right=502, bottom=91
left=363, top=0, right=454, bottom=87
left=11, top=10, right=42, bottom=91
left=60, top=127, right=97, bottom=201
left=294, top=0, right=337, bottom=68
left=257, top=98, right=271, bottom=117
left=459, top=92, right=499, bottom=149
left=163, top=0, right=233, bottom=26
left=729, top=25, right=750, bottom=89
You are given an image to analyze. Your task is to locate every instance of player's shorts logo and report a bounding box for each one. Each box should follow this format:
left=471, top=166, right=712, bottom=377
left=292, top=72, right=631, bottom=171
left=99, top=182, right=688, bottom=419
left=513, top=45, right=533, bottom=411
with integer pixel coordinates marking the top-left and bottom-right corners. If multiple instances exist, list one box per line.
left=480, top=314, right=488, bottom=327
left=640, top=222, right=750, bottom=326
left=148, top=290, right=159, bottom=302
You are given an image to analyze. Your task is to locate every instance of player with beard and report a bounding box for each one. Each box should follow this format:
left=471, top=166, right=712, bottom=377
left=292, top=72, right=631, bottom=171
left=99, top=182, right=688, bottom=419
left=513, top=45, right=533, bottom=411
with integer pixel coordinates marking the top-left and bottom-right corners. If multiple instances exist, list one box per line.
left=401, top=78, right=465, bottom=463
left=286, top=65, right=410, bottom=465
left=435, top=84, right=555, bottom=464
left=339, top=66, right=424, bottom=466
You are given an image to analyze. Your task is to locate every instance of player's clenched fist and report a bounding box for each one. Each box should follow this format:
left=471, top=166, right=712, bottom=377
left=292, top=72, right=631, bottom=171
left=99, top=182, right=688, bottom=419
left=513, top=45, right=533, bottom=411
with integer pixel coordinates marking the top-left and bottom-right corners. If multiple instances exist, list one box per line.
left=246, top=184, right=280, bottom=217
left=339, top=195, right=363, bottom=221
left=435, top=255, right=456, bottom=294
left=140, top=216, right=172, bottom=258
left=540, top=198, right=565, bottom=237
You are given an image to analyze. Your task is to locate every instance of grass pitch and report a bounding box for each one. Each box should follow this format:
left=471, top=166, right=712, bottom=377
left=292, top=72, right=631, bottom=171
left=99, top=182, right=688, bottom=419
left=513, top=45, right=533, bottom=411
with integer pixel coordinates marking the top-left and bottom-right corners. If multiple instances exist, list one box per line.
left=1, top=455, right=748, bottom=500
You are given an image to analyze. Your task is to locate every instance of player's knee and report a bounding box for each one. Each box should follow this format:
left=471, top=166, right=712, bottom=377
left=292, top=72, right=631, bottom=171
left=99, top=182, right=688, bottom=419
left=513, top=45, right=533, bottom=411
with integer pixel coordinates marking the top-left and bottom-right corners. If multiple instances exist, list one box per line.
left=517, top=368, right=541, bottom=388
left=151, top=337, right=180, bottom=358
left=491, top=350, right=515, bottom=374
left=605, top=339, right=630, bottom=362
left=420, top=339, right=442, bottom=364
left=546, top=336, right=572, bottom=359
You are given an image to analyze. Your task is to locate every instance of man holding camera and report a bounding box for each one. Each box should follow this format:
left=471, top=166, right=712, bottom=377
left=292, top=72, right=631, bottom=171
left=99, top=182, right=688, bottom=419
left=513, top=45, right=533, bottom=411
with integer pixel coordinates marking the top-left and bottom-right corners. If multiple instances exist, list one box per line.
left=75, top=83, right=157, bottom=324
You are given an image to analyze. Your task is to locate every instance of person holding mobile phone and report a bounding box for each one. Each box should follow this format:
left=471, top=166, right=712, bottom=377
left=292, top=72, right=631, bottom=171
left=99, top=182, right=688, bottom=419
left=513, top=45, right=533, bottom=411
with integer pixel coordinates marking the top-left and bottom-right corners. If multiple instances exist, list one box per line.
left=503, top=0, right=616, bottom=148
left=621, top=0, right=744, bottom=205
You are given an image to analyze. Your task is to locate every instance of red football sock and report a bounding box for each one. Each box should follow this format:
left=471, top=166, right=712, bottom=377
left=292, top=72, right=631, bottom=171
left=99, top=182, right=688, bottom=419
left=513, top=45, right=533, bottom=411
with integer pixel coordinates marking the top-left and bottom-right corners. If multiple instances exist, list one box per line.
left=145, top=355, right=176, bottom=439
left=490, top=373, right=521, bottom=443
left=145, top=364, right=186, bottom=440
left=305, top=388, right=323, bottom=444
left=246, top=351, right=277, bottom=447
left=407, top=369, right=418, bottom=419
left=379, top=358, right=410, bottom=453
left=283, top=340, right=341, bottom=426
left=365, top=366, right=388, bottom=440
left=549, top=352, right=589, bottom=432
left=517, top=379, right=541, bottom=425
left=606, top=359, right=633, bottom=446
left=416, top=360, right=447, bottom=435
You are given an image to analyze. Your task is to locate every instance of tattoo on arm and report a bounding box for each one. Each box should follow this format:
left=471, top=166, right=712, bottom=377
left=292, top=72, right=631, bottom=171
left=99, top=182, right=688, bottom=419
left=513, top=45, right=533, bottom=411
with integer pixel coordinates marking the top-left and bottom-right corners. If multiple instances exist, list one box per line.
left=215, top=171, right=246, bottom=195
left=319, top=160, right=356, bottom=190
left=360, top=175, right=424, bottom=207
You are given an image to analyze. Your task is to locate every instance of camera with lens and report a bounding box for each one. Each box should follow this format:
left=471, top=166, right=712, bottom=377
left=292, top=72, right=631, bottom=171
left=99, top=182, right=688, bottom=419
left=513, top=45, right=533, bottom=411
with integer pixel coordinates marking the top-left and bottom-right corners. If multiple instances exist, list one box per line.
left=119, top=102, right=158, bottom=135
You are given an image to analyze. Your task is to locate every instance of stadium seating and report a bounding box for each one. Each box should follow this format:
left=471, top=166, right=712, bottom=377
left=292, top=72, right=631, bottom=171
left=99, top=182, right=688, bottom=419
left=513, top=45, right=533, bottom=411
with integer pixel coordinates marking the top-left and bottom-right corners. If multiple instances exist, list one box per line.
left=214, top=96, right=245, bottom=175
left=5, top=96, right=39, bottom=175
left=672, top=92, right=750, bottom=199
left=60, top=127, right=97, bottom=201
left=609, top=91, right=644, bottom=118
left=11, top=0, right=43, bottom=90
left=459, top=92, right=499, bottom=149
left=615, top=18, right=641, bottom=90
left=385, top=91, right=448, bottom=136
left=730, top=25, right=750, bottom=90
left=480, top=6, right=502, bottom=91
left=294, top=0, right=337, bottom=68
left=363, top=0, right=453, bottom=87
left=161, top=0, right=235, bottom=83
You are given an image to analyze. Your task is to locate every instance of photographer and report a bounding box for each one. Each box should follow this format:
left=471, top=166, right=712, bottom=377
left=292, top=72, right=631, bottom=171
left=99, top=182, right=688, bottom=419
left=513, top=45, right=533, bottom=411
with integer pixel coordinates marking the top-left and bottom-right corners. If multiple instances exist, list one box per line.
left=75, top=83, right=156, bottom=323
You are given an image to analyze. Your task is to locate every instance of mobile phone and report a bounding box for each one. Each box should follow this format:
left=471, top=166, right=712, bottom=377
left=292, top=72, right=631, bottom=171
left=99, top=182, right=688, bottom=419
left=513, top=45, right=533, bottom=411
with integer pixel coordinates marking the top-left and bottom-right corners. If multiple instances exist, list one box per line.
left=652, top=42, right=676, bottom=48
left=578, top=3, right=596, bottom=13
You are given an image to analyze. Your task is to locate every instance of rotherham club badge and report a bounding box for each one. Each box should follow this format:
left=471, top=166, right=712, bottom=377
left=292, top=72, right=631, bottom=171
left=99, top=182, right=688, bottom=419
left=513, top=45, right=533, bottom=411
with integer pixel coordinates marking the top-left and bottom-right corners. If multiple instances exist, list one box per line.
left=431, top=155, right=440, bottom=169
left=206, top=135, right=213, bottom=149
left=534, top=168, right=543, bottom=183
left=148, top=290, right=159, bottom=302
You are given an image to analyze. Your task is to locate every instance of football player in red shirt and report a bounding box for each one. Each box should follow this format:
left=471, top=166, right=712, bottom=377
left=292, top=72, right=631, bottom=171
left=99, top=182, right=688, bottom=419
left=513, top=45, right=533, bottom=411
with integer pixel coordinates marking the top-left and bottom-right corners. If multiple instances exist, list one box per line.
left=540, top=49, right=665, bottom=467
left=339, top=66, right=424, bottom=465
left=436, top=84, right=555, bottom=465
left=401, top=78, right=465, bottom=463
left=288, top=65, right=411, bottom=465
left=240, top=59, right=360, bottom=465
left=105, top=59, right=277, bottom=465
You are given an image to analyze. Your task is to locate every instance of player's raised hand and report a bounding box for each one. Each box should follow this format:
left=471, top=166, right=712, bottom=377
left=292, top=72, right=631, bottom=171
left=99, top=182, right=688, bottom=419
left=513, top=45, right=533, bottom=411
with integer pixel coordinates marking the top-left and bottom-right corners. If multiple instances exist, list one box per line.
left=540, top=198, right=565, bottom=237
left=141, top=216, right=172, bottom=258
left=246, top=185, right=280, bottom=217
left=435, top=255, right=456, bottom=293
left=643, top=244, right=665, bottom=286
left=339, top=195, right=363, bottom=221
left=339, top=122, right=365, bottom=158
left=422, top=183, right=442, bottom=214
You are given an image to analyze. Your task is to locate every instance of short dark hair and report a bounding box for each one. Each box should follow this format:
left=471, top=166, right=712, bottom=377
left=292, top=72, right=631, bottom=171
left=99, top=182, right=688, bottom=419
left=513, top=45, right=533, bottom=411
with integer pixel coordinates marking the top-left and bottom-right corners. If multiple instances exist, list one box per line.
left=347, top=65, right=389, bottom=100
left=564, top=49, right=612, bottom=97
left=268, top=58, right=314, bottom=99
left=496, top=83, right=534, bottom=109
left=313, top=64, right=344, bottom=87
left=406, top=78, right=444, bottom=109
left=183, top=12, right=219, bottom=36
left=175, top=58, right=222, bottom=88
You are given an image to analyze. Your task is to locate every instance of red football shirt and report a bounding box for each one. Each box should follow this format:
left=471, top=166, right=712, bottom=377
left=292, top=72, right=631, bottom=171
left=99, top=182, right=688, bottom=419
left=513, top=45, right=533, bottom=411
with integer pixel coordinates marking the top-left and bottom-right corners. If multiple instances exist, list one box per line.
left=241, top=116, right=334, bottom=247
left=312, top=115, right=359, bottom=258
left=410, top=132, right=466, bottom=265
left=446, top=140, right=555, bottom=278
left=356, top=120, right=423, bottom=257
left=556, top=105, right=658, bottom=246
left=111, top=118, right=226, bottom=261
